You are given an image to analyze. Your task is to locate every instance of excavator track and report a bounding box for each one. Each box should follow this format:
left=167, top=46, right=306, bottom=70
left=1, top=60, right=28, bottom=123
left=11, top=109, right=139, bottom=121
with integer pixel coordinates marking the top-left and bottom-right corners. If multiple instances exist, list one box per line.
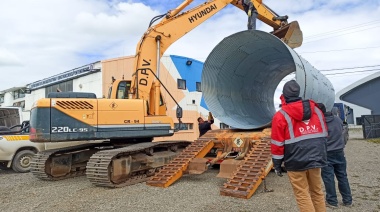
left=220, top=138, right=273, bottom=199
left=147, top=139, right=214, bottom=187
left=30, top=143, right=112, bottom=181
left=86, top=141, right=191, bottom=188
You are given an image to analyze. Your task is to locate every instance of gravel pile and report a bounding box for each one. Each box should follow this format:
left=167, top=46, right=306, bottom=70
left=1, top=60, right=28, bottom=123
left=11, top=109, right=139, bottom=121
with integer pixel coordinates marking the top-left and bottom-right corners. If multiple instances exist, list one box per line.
left=1, top=130, right=379, bottom=212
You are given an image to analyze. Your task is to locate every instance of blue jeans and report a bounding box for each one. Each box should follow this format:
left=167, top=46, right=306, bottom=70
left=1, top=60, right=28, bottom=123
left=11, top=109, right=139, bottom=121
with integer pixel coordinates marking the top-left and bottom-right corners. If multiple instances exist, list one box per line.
left=321, top=149, right=352, bottom=206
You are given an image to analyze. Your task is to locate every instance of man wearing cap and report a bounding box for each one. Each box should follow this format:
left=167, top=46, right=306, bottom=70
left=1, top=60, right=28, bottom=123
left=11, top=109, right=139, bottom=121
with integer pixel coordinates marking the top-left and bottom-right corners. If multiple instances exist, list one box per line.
left=317, top=103, right=353, bottom=209
left=271, top=80, right=328, bottom=212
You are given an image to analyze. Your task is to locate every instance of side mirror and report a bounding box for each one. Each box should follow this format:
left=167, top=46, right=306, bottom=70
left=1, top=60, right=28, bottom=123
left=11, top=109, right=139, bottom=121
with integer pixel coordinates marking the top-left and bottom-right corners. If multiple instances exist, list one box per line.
left=176, top=107, right=183, bottom=119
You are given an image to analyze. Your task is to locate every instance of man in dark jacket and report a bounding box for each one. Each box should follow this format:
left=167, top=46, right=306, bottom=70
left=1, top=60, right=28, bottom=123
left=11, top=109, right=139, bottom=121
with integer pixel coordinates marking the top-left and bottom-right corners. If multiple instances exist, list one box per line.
left=271, top=80, right=327, bottom=212
left=332, top=106, right=349, bottom=144
left=198, top=112, right=214, bottom=137
left=317, top=103, right=353, bottom=208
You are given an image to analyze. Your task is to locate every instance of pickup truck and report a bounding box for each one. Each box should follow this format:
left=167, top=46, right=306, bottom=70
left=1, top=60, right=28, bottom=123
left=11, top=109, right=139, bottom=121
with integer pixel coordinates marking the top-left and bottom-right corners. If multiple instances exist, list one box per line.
left=0, top=107, right=87, bottom=172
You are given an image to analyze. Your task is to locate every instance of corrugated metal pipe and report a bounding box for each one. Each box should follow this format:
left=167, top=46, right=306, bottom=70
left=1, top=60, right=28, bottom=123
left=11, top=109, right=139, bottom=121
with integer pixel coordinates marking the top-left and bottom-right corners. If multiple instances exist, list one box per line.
left=202, top=30, right=335, bottom=129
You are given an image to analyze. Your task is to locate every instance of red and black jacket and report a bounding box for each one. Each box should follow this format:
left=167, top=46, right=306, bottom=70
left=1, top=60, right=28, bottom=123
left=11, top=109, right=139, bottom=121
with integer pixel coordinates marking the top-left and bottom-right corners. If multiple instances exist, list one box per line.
left=271, top=95, right=328, bottom=171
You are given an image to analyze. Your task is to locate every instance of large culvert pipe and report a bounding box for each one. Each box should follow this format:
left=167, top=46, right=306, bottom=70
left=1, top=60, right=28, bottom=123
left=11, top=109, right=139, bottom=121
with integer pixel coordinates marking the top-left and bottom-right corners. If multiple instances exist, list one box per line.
left=202, top=30, right=335, bottom=129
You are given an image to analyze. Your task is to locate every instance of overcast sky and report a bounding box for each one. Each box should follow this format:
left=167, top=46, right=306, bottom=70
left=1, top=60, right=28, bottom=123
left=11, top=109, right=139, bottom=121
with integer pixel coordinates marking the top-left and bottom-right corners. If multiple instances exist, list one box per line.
left=1, top=0, right=379, bottom=97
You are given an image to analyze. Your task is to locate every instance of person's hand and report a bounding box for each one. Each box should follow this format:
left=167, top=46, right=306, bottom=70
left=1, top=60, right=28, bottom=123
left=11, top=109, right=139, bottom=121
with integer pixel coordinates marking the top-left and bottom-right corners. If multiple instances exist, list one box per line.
left=272, top=158, right=283, bottom=177
left=208, top=112, right=214, bottom=121
left=248, top=10, right=252, bottom=17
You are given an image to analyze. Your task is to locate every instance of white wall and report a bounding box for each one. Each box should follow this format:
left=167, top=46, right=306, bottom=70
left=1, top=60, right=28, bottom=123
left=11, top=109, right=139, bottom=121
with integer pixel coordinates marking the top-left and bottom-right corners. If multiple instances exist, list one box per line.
left=73, top=72, right=102, bottom=98
left=3, top=92, right=15, bottom=106
left=24, top=89, right=45, bottom=111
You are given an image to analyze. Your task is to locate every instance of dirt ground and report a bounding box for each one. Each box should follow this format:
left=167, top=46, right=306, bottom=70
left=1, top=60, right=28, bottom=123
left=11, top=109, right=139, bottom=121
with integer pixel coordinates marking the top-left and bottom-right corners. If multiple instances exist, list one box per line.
left=0, top=129, right=379, bottom=212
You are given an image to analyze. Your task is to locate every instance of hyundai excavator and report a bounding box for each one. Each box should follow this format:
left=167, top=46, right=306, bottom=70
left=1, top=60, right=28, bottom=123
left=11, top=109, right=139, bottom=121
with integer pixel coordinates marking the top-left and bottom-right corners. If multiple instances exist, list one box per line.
left=29, top=0, right=302, bottom=192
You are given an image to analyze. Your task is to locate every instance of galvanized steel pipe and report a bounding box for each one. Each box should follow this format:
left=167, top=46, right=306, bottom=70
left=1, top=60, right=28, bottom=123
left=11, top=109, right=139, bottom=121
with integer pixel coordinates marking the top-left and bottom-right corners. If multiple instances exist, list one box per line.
left=202, top=30, right=335, bottom=129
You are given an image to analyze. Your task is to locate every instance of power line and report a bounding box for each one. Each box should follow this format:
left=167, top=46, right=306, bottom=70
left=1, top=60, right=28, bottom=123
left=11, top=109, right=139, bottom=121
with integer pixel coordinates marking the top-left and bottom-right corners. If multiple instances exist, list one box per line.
left=305, top=19, right=380, bottom=39
left=280, top=66, right=380, bottom=81
left=320, top=65, right=380, bottom=72
left=324, top=68, right=380, bottom=76
left=300, top=46, right=380, bottom=54
left=303, top=25, right=380, bottom=44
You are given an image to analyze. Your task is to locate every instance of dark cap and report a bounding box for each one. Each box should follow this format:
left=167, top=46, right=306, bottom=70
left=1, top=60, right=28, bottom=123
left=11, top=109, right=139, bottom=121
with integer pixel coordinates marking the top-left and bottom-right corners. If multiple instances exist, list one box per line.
left=283, top=80, right=300, bottom=98
left=316, top=103, right=326, bottom=114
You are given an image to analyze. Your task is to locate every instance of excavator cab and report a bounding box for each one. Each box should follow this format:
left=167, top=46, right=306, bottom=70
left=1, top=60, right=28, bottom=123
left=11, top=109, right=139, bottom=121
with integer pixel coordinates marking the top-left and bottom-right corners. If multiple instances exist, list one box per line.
left=107, top=79, right=132, bottom=99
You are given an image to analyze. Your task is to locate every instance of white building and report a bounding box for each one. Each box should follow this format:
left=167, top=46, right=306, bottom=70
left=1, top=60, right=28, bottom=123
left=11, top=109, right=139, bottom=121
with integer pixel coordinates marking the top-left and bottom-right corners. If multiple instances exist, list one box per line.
left=335, top=71, right=380, bottom=125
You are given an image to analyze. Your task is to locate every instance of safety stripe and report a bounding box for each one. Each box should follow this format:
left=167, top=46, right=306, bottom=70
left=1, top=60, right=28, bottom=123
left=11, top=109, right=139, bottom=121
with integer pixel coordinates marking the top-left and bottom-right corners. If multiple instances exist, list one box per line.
left=271, top=139, right=284, bottom=146
left=279, top=106, right=327, bottom=145
left=272, top=154, right=284, bottom=159
left=284, top=133, right=327, bottom=145
left=314, top=106, right=327, bottom=133
left=279, top=110, right=295, bottom=140
left=2, top=135, right=30, bottom=141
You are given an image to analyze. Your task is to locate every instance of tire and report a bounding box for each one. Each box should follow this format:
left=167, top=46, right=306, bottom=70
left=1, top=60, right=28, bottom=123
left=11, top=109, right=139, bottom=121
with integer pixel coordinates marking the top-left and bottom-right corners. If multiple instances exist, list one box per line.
left=11, top=150, right=35, bottom=173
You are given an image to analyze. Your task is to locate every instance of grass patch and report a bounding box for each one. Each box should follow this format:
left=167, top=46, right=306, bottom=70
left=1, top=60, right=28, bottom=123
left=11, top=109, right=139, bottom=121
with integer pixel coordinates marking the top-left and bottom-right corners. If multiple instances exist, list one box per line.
left=367, top=139, right=380, bottom=144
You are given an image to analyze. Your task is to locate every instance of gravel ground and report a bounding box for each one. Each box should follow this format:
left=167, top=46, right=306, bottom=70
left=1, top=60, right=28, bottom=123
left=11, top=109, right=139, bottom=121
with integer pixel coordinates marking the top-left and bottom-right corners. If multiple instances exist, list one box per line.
left=1, top=130, right=379, bottom=212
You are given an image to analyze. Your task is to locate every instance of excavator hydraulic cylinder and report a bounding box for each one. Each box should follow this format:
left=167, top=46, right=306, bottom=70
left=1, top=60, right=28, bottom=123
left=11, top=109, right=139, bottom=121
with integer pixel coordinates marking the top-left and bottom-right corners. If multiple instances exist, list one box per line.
left=202, top=30, right=334, bottom=129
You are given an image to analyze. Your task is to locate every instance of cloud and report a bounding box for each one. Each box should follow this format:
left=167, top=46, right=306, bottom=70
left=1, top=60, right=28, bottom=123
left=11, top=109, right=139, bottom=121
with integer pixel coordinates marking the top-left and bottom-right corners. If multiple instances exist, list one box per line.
left=0, top=0, right=161, bottom=90
left=0, top=48, right=23, bottom=66
left=0, top=0, right=379, bottom=95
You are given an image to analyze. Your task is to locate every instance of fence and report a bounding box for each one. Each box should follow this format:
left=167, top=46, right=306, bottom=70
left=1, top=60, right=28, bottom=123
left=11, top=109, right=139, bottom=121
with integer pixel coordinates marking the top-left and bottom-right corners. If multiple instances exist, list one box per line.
left=361, top=115, right=380, bottom=139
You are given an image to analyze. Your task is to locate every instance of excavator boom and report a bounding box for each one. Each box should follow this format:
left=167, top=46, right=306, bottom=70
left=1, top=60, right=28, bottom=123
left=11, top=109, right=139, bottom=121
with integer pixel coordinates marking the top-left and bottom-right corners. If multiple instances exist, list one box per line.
left=131, top=0, right=303, bottom=116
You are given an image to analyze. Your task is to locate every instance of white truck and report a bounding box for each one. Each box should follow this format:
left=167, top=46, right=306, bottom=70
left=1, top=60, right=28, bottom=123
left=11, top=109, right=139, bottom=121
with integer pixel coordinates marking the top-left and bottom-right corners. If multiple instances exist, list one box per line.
left=0, top=107, right=87, bottom=172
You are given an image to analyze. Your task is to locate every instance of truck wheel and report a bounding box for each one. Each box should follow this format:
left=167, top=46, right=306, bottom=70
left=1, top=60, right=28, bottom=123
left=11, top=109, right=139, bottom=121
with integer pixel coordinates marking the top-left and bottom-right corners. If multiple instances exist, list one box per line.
left=12, top=150, right=35, bottom=173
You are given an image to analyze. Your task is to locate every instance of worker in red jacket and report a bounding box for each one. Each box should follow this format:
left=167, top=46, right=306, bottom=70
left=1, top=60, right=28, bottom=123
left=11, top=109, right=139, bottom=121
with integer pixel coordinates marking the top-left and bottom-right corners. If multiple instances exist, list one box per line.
left=271, top=80, right=328, bottom=212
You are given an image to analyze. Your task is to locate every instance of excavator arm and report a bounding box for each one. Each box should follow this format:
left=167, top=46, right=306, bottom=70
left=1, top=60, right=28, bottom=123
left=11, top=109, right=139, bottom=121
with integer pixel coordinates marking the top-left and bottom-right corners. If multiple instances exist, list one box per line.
left=130, top=0, right=303, bottom=116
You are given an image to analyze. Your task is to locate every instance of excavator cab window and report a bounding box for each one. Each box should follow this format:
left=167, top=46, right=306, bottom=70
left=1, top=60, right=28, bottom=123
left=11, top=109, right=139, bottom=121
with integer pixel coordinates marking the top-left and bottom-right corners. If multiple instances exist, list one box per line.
left=116, top=81, right=131, bottom=99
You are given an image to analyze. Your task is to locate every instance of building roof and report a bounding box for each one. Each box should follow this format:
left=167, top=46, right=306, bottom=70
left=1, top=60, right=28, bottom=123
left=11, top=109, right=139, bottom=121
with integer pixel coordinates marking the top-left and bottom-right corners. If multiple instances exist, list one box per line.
left=336, top=71, right=380, bottom=114
left=0, top=86, right=26, bottom=94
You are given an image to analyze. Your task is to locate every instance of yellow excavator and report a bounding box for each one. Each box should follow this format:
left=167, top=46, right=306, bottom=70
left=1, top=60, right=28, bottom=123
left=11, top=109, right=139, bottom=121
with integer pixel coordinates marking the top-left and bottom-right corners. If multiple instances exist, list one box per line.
left=30, top=0, right=302, bottom=191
